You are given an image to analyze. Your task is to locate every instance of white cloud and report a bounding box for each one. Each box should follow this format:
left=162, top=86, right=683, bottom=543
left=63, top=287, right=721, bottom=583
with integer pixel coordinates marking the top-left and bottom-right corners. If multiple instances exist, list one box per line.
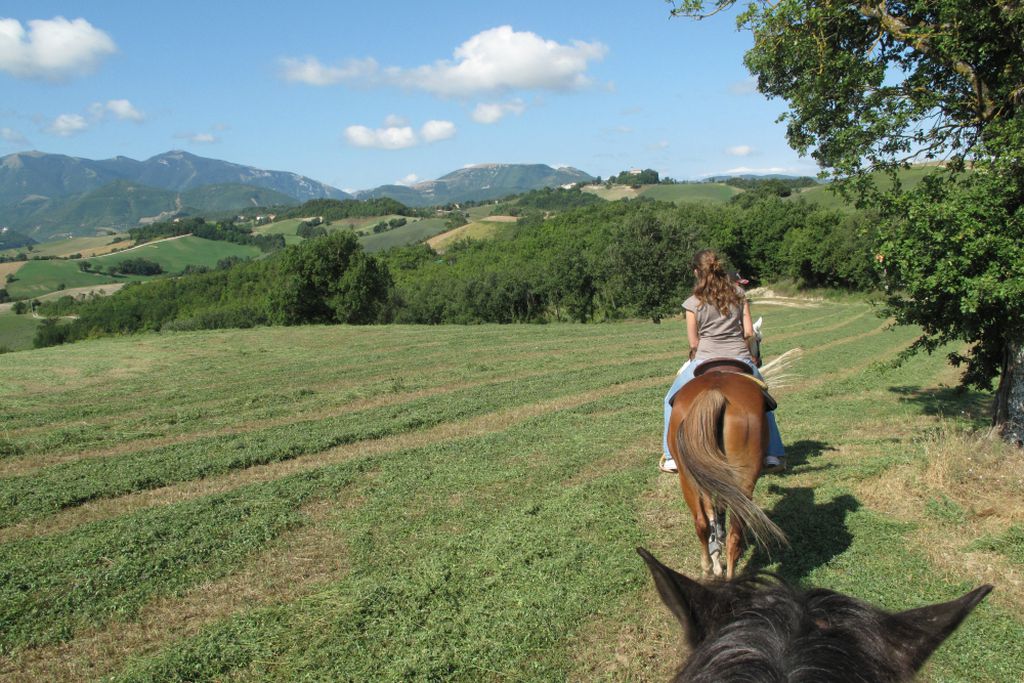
left=721, top=166, right=790, bottom=175
left=47, top=113, right=88, bottom=136
left=384, top=114, right=408, bottom=127
left=279, top=56, right=379, bottom=86
left=726, top=145, right=754, bottom=157
left=0, top=16, right=116, bottom=80
left=420, top=119, right=456, bottom=142
left=345, top=124, right=417, bottom=150
left=175, top=131, right=218, bottom=143
left=104, top=99, right=144, bottom=122
left=0, top=127, right=27, bottom=144
left=344, top=118, right=456, bottom=149
left=471, top=99, right=526, bottom=124
left=729, top=78, right=757, bottom=95
left=282, top=26, right=606, bottom=97
left=648, top=140, right=670, bottom=150
left=396, top=173, right=419, bottom=186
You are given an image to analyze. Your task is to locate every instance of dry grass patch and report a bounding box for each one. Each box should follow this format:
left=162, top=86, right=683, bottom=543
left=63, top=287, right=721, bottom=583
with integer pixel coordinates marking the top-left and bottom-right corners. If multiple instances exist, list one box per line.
left=0, top=262, right=23, bottom=281
left=0, top=498, right=351, bottom=683
left=856, top=424, right=1024, bottom=608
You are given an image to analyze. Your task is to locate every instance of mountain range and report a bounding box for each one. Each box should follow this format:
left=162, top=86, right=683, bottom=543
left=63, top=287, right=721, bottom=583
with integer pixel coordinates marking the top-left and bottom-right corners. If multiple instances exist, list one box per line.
left=0, top=151, right=593, bottom=240
left=355, top=164, right=594, bottom=207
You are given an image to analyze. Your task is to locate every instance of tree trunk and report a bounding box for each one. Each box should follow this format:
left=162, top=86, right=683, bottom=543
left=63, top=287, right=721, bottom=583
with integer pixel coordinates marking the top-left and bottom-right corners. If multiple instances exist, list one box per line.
left=994, top=337, right=1024, bottom=447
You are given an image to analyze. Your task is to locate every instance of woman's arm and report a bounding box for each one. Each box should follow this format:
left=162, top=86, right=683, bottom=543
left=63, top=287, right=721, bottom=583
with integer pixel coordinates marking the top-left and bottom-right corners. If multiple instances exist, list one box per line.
left=686, top=310, right=700, bottom=360
left=742, top=299, right=761, bottom=365
left=742, top=299, right=754, bottom=339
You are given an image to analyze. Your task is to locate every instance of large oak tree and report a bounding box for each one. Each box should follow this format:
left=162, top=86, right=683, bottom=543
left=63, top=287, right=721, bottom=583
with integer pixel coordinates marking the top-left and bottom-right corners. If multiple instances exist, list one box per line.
left=669, top=0, right=1024, bottom=443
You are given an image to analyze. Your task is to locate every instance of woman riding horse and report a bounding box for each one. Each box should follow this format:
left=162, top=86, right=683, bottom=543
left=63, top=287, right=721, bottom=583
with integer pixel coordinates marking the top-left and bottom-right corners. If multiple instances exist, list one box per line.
left=660, top=250, right=785, bottom=473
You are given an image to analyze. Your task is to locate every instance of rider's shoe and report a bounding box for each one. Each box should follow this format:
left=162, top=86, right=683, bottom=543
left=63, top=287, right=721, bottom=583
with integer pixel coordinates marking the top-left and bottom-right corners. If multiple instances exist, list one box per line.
left=659, top=454, right=679, bottom=473
left=763, top=455, right=786, bottom=473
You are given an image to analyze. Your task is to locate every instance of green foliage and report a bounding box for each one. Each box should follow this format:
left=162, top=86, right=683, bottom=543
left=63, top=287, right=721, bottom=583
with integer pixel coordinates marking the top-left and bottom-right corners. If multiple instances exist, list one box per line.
left=879, top=158, right=1024, bottom=390
left=669, top=0, right=1024, bottom=425
left=111, top=257, right=163, bottom=276
left=278, top=197, right=418, bottom=222
left=272, top=231, right=393, bottom=325
left=613, top=168, right=660, bottom=185
left=444, top=212, right=469, bottom=230
left=512, top=186, right=604, bottom=211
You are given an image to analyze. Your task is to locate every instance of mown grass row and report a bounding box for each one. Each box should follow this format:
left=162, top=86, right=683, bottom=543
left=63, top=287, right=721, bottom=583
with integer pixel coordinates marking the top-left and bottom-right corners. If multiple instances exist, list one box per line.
left=0, top=359, right=670, bottom=527
left=2, top=325, right=688, bottom=458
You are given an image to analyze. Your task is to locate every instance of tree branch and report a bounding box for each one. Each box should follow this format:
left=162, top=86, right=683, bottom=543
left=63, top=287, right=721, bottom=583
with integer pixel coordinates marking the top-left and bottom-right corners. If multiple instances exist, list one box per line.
left=858, top=2, right=997, bottom=121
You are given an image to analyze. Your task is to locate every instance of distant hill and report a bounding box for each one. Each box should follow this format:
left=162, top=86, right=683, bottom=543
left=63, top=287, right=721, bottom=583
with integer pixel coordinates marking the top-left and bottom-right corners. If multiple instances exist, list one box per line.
left=356, top=164, right=594, bottom=206
left=0, top=150, right=348, bottom=238
left=1, top=181, right=298, bottom=240
left=0, top=150, right=349, bottom=206
left=0, top=226, right=34, bottom=250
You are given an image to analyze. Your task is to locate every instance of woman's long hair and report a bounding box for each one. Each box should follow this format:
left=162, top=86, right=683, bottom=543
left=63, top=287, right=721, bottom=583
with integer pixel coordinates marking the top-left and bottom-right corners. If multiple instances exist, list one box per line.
left=692, top=249, right=743, bottom=316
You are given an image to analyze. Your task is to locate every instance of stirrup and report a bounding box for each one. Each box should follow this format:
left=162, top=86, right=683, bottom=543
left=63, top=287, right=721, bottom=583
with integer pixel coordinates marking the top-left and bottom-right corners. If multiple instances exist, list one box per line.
left=659, top=454, right=678, bottom=473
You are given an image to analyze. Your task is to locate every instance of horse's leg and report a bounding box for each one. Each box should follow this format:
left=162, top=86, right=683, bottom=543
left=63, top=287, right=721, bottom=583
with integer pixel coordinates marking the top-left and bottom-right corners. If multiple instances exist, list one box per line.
left=678, top=474, right=713, bottom=576
left=708, top=504, right=727, bottom=578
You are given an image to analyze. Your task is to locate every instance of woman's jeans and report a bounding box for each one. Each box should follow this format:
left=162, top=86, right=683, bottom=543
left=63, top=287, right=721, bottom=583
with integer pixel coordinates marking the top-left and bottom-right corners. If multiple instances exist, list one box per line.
left=662, top=358, right=785, bottom=459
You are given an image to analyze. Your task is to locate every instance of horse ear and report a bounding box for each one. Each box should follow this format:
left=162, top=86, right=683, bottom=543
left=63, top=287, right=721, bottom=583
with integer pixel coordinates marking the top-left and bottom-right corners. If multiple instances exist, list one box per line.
left=636, top=547, right=717, bottom=646
left=884, top=585, right=993, bottom=672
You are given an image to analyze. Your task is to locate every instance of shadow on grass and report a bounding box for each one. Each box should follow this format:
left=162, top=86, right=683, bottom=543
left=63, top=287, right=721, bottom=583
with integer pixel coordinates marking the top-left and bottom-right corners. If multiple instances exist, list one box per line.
left=889, top=384, right=992, bottom=425
left=781, top=439, right=836, bottom=469
left=747, top=486, right=860, bottom=583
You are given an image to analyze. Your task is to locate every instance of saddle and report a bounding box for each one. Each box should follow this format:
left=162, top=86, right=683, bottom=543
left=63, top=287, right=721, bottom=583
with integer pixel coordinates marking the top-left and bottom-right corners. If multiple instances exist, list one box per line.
left=672, top=357, right=777, bottom=411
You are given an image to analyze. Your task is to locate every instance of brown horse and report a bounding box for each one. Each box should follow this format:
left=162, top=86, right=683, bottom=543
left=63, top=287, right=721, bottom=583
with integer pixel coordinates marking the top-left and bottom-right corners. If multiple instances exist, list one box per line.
left=637, top=547, right=991, bottom=682
left=666, top=365, right=786, bottom=578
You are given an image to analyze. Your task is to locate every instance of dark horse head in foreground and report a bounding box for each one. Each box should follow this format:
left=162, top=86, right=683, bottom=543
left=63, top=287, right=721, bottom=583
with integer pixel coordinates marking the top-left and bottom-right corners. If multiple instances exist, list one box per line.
left=637, top=548, right=991, bottom=682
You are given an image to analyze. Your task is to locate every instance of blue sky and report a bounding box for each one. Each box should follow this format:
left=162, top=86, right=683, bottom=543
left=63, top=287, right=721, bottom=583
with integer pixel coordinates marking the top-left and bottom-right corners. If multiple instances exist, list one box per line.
left=0, top=1, right=819, bottom=192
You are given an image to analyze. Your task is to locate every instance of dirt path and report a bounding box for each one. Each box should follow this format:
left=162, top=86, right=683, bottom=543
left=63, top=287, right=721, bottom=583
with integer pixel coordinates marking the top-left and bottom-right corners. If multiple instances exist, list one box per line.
left=88, top=233, right=190, bottom=258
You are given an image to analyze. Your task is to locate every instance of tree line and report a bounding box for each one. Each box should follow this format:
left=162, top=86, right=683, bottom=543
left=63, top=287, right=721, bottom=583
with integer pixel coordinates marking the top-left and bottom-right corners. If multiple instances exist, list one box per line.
left=34, top=191, right=875, bottom=347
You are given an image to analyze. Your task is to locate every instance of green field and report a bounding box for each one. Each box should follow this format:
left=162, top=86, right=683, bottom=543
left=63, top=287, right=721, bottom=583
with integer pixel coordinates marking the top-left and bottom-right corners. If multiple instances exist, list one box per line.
left=427, top=220, right=510, bottom=252
left=0, top=310, right=40, bottom=352
left=359, top=217, right=450, bottom=252
left=5, top=237, right=262, bottom=299
left=794, top=166, right=942, bottom=209
left=0, top=302, right=1020, bottom=681
left=639, top=183, right=742, bottom=203
left=582, top=184, right=641, bottom=201
left=251, top=218, right=306, bottom=245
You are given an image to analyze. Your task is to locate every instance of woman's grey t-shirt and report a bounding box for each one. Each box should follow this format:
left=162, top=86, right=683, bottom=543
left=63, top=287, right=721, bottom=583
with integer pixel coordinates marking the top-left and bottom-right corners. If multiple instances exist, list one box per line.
left=682, top=292, right=751, bottom=361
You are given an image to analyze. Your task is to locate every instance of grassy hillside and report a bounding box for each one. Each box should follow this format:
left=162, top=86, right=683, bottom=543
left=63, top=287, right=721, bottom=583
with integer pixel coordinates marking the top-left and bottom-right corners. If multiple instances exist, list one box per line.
left=358, top=217, right=450, bottom=252
left=0, top=302, right=1020, bottom=681
left=427, top=220, right=512, bottom=253
left=582, top=185, right=642, bottom=201
left=793, top=166, right=941, bottom=209
left=0, top=310, right=39, bottom=351
left=639, top=183, right=742, bottom=203
left=5, top=237, right=262, bottom=299
left=581, top=183, right=741, bottom=204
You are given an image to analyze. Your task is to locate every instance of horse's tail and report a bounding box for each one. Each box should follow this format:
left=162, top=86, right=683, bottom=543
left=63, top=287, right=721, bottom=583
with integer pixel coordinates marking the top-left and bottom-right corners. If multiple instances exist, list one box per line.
left=676, top=388, right=788, bottom=549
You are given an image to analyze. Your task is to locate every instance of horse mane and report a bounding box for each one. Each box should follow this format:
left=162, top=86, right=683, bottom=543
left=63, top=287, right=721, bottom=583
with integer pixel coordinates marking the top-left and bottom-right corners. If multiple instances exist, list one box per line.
left=676, top=573, right=910, bottom=682
left=637, top=548, right=992, bottom=683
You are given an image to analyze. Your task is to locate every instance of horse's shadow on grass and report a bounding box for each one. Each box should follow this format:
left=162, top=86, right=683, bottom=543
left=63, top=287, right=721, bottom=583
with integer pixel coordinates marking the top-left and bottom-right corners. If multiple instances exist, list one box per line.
left=779, top=439, right=837, bottom=470
left=747, top=486, right=860, bottom=584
